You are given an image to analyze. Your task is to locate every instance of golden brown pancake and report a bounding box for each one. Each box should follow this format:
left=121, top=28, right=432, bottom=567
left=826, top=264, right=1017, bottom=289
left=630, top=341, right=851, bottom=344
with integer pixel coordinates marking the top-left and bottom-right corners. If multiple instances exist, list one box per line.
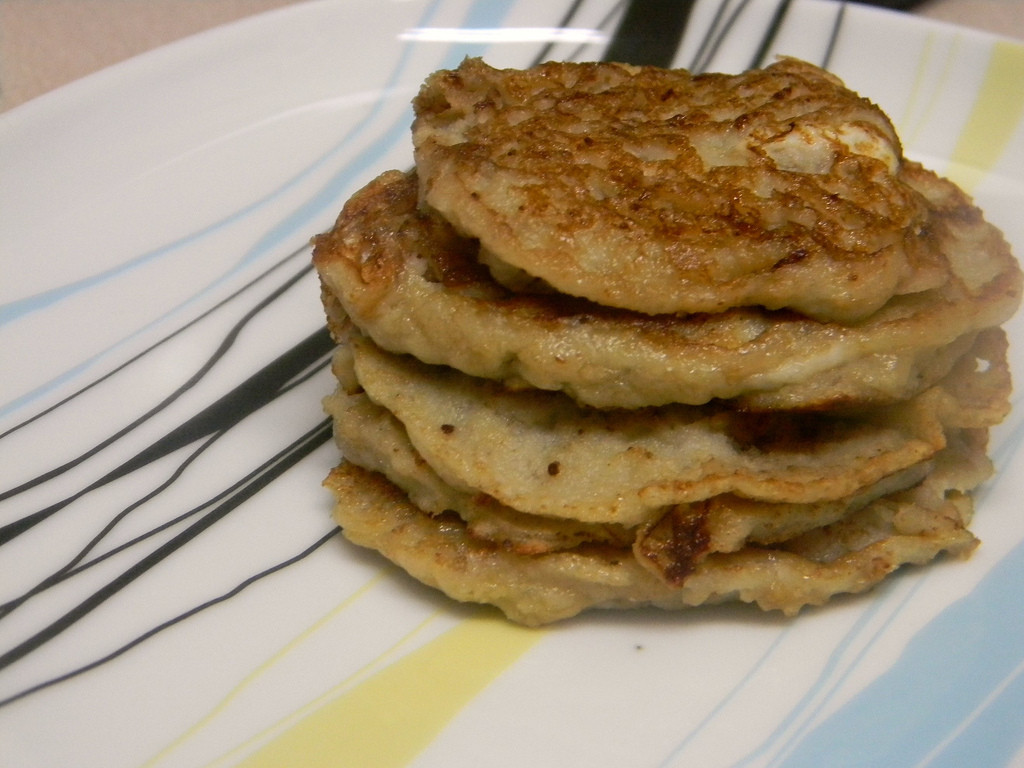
left=324, top=337, right=946, bottom=557
left=312, top=168, right=1019, bottom=410
left=322, top=348, right=634, bottom=555
left=325, top=448, right=983, bottom=625
left=325, top=365, right=956, bottom=559
left=412, top=58, right=946, bottom=322
left=339, top=323, right=1009, bottom=525
left=323, top=323, right=1001, bottom=582
left=312, top=57, right=1019, bottom=625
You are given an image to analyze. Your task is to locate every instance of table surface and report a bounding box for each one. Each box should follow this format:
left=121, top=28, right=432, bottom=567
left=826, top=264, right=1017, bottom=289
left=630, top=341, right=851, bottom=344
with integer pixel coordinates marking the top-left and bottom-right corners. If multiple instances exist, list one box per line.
left=1, top=0, right=1022, bottom=115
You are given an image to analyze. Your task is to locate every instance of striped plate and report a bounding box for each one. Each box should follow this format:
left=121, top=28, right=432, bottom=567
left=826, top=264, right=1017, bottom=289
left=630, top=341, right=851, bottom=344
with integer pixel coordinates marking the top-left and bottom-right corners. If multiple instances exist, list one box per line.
left=1, top=1, right=1023, bottom=766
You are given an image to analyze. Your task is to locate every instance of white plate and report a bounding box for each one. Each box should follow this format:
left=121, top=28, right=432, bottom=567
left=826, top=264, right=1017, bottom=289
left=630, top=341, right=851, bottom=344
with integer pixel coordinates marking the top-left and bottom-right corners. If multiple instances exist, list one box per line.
left=2, top=1, right=1024, bottom=766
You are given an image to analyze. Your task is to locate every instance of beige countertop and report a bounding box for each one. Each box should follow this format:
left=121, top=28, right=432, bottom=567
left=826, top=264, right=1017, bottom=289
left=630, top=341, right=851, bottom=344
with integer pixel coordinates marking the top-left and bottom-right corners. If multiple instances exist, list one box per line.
left=1, top=0, right=1021, bottom=114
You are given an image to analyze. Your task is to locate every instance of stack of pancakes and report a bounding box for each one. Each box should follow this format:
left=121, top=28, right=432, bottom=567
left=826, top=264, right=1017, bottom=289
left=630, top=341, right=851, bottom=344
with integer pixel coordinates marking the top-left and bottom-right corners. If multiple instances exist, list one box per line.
left=312, top=58, right=1021, bottom=625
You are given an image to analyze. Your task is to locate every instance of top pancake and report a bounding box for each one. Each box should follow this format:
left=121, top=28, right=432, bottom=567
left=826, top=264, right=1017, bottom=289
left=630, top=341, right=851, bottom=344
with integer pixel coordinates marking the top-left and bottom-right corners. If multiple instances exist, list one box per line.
left=413, top=57, right=947, bottom=322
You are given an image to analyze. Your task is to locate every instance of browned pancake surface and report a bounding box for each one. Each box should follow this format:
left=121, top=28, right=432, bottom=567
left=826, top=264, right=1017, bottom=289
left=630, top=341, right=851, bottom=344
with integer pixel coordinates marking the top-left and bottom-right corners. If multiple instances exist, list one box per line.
left=413, top=58, right=947, bottom=321
left=312, top=169, right=1020, bottom=409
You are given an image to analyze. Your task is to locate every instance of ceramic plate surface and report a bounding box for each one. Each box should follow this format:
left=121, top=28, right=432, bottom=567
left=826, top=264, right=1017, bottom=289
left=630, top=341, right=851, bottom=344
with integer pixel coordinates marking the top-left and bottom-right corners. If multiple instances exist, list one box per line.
left=2, top=1, right=1023, bottom=766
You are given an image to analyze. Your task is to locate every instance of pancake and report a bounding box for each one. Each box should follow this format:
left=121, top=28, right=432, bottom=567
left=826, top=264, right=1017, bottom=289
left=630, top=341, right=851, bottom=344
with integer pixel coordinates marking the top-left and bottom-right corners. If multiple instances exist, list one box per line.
left=637, top=427, right=990, bottom=585
left=312, top=56, right=1019, bottom=626
left=324, top=342, right=940, bottom=558
left=412, top=57, right=946, bottom=322
left=325, top=451, right=983, bottom=625
left=342, top=323, right=1009, bottom=525
left=322, top=351, right=634, bottom=555
left=312, top=168, right=1019, bottom=409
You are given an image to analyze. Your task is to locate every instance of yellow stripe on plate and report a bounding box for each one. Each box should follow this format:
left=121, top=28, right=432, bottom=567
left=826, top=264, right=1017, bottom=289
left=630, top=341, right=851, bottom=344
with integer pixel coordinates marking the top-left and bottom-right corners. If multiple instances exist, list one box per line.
left=144, top=575, right=388, bottom=768
left=897, top=33, right=959, bottom=146
left=947, top=40, right=1024, bottom=192
left=237, top=615, right=543, bottom=768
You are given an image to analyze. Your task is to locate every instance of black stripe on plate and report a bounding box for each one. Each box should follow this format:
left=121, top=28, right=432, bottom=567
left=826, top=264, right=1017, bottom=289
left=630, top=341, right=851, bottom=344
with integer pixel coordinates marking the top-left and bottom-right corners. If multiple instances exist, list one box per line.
left=0, top=244, right=312, bottom=446
left=0, top=351, right=331, bottom=620
left=0, top=418, right=333, bottom=678
left=688, top=0, right=751, bottom=72
left=602, top=0, right=695, bottom=66
left=748, top=0, right=793, bottom=68
left=0, top=324, right=333, bottom=546
left=0, top=527, right=340, bottom=708
left=0, top=257, right=316, bottom=509
left=821, top=2, right=847, bottom=69
left=530, top=0, right=588, bottom=66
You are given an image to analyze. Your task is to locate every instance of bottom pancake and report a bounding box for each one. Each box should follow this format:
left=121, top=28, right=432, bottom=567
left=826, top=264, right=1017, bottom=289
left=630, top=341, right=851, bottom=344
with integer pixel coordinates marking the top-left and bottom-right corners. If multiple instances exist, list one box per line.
left=325, top=443, right=983, bottom=625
